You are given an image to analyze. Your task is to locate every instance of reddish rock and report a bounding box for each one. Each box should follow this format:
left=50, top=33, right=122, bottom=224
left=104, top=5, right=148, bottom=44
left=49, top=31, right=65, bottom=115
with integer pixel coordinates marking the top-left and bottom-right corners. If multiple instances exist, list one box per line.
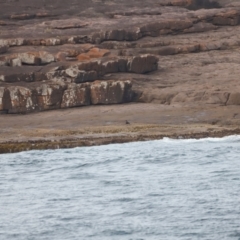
left=77, top=48, right=110, bottom=61
left=90, top=80, right=132, bottom=104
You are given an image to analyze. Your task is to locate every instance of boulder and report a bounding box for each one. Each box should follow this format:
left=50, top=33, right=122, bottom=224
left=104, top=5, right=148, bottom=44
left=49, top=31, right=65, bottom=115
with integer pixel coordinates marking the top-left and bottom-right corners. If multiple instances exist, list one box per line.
left=90, top=80, right=132, bottom=104
left=61, top=83, right=90, bottom=108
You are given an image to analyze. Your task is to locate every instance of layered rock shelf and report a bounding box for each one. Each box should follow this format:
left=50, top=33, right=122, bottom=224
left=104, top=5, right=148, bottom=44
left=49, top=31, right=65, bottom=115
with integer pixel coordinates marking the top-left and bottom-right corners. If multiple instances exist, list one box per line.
left=1, top=0, right=240, bottom=114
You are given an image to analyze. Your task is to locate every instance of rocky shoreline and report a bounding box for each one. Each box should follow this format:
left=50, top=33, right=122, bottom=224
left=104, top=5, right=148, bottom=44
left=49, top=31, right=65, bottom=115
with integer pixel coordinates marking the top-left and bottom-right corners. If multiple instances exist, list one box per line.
left=1, top=0, right=240, bottom=153
left=1, top=126, right=240, bottom=154
left=0, top=102, right=239, bottom=153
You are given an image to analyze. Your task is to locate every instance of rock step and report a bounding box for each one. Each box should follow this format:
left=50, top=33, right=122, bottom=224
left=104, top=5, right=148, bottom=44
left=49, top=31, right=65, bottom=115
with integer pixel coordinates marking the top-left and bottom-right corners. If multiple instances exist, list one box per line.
left=0, top=55, right=159, bottom=83
left=138, top=90, right=240, bottom=106
left=0, top=80, right=133, bottom=114
left=0, top=7, right=240, bottom=47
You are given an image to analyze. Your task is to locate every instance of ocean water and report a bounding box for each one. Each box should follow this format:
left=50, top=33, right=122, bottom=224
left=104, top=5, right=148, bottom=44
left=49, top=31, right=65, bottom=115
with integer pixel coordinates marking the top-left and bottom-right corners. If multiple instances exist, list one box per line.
left=1, top=136, right=240, bottom=240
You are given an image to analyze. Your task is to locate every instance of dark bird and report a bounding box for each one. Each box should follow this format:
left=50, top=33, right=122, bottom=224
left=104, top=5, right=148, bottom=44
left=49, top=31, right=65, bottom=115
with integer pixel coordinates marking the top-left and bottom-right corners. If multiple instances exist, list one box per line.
left=125, top=120, right=130, bottom=125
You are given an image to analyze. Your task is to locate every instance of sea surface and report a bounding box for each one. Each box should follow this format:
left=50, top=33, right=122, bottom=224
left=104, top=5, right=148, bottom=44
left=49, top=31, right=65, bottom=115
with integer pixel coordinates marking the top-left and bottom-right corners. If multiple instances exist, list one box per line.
left=1, top=136, right=240, bottom=240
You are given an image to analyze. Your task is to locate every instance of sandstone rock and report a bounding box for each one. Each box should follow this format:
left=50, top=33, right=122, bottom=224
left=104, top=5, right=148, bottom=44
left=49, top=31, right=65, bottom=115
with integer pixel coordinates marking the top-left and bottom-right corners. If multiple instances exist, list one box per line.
left=18, top=53, right=41, bottom=65
left=140, top=19, right=193, bottom=37
left=36, top=13, right=53, bottom=18
left=0, top=38, right=25, bottom=47
left=158, top=46, right=180, bottom=55
left=76, top=48, right=110, bottom=61
left=36, top=83, right=66, bottom=110
left=10, top=14, right=35, bottom=20
left=65, top=66, right=98, bottom=83
left=45, top=38, right=63, bottom=46
left=183, top=22, right=218, bottom=33
left=188, top=0, right=222, bottom=9
left=7, top=86, right=37, bottom=113
left=61, top=83, right=90, bottom=108
left=127, top=55, right=158, bottom=74
left=41, top=19, right=88, bottom=29
left=138, top=91, right=176, bottom=104
left=17, top=52, right=55, bottom=65
left=202, top=92, right=229, bottom=105
left=0, top=87, right=11, bottom=112
left=213, top=10, right=240, bottom=26
left=169, top=0, right=192, bottom=7
left=45, top=67, right=65, bottom=82
left=0, top=45, right=8, bottom=54
left=102, top=59, right=119, bottom=74
left=0, top=21, right=6, bottom=26
left=55, top=52, right=67, bottom=61
left=10, top=58, right=22, bottom=67
left=0, top=72, right=34, bottom=83
left=38, top=51, right=55, bottom=64
left=0, top=57, right=8, bottom=66
left=226, top=92, right=240, bottom=105
left=171, top=91, right=205, bottom=103
left=90, top=80, right=132, bottom=104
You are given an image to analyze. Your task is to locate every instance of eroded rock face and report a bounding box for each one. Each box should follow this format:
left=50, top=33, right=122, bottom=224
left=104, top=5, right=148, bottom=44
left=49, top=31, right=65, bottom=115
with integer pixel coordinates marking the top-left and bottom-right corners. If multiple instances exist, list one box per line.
left=61, top=83, right=90, bottom=108
left=0, top=80, right=134, bottom=113
left=36, top=83, right=66, bottom=111
left=8, top=86, right=37, bottom=113
left=90, top=80, right=132, bottom=105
